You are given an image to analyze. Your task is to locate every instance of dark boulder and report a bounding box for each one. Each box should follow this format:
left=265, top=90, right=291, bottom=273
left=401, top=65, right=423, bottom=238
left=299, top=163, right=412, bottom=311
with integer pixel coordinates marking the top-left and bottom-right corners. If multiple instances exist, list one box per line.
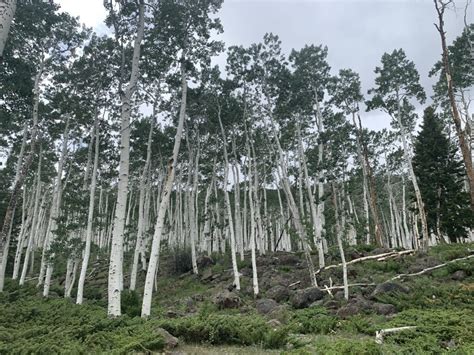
left=451, top=270, right=467, bottom=281
left=371, top=282, right=409, bottom=297
left=336, top=295, right=371, bottom=318
left=372, top=302, right=397, bottom=315
left=214, top=290, right=241, bottom=309
left=256, top=298, right=279, bottom=315
left=266, top=285, right=290, bottom=302
left=155, top=328, right=179, bottom=349
left=290, top=287, right=325, bottom=309
left=197, top=255, right=215, bottom=268
left=278, top=254, right=300, bottom=266
left=200, top=269, right=213, bottom=282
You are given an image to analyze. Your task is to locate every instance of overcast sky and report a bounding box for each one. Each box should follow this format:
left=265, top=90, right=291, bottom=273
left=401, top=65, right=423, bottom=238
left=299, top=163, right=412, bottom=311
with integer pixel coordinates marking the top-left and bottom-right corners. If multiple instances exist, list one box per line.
left=57, top=0, right=471, bottom=131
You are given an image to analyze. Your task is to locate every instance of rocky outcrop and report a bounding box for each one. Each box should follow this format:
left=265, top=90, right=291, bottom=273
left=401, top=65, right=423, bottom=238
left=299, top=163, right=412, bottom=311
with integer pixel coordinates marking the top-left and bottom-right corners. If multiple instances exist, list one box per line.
left=290, top=287, right=325, bottom=309
left=213, top=290, right=241, bottom=309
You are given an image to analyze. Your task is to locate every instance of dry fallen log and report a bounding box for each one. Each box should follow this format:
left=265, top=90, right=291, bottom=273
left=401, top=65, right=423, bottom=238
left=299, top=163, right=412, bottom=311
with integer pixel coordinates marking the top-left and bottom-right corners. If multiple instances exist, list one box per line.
left=375, top=326, right=417, bottom=344
left=389, top=254, right=474, bottom=281
left=322, top=283, right=376, bottom=291
left=376, top=250, right=415, bottom=261
left=315, top=250, right=415, bottom=275
left=288, top=280, right=301, bottom=288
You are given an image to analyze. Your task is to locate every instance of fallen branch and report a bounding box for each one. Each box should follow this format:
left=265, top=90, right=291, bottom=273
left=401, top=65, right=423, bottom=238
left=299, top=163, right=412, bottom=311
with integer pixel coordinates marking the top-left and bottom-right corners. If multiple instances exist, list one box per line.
left=288, top=281, right=301, bottom=288
left=390, top=254, right=474, bottom=281
left=375, top=326, right=417, bottom=344
left=323, top=285, right=333, bottom=297
left=315, top=250, right=415, bottom=275
left=376, top=250, right=415, bottom=261
left=86, top=267, right=97, bottom=280
left=24, top=277, right=39, bottom=282
left=322, top=283, right=376, bottom=291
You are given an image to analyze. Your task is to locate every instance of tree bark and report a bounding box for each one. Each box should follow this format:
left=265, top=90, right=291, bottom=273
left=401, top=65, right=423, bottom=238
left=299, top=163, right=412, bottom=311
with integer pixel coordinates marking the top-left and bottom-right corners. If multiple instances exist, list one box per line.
left=332, top=183, right=349, bottom=300
left=395, top=97, right=429, bottom=250
left=141, top=58, right=187, bottom=318
left=218, top=108, right=240, bottom=290
left=43, top=116, right=70, bottom=297
left=0, top=58, right=44, bottom=291
left=297, top=124, right=325, bottom=268
left=0, top=123, right=27, bottom=289
left=19, top=149, right=42, bottom=286
left=76, top=115, right=100, bottom=304
left=130, top=118, right=153, bottom=290
left=108, top=0, right=145, bottom=317
left=0, top=0, right=17, bottom=59
left=434, top=0, right=474, bottom=211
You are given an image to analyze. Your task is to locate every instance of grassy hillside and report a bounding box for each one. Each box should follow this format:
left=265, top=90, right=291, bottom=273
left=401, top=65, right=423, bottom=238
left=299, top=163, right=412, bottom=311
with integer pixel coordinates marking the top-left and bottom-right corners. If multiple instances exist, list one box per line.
left=0, top=243, right=473, bottom=354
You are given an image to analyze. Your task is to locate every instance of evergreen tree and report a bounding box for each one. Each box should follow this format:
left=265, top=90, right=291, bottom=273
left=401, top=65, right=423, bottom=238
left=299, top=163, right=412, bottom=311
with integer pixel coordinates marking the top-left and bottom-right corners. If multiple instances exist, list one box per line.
left=413, top=107, right=473, bottom=242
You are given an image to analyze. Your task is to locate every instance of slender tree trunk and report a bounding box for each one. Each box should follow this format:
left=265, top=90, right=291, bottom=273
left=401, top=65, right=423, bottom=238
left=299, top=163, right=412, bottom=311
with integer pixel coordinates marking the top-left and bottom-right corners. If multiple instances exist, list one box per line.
left=190, top=146, right=200, bottom=274
left=65, top=259, right=78, bottom=298
left=19, top=150, right=42, bottom=285
left=0, top=0, right=17, bottom=58
left=351, top=113, right=371, bottom=244
left=203, top=160, right=216, bottom=254
left=108, top=0, right=144, bottom=317
left=141, top=58, right=187, bottom=318
left=267, top=117, right=318, bottom=287
left=130, top=118, right=153, bottom=290
left=0, top=59, right=44, bottom=291
left=12, top=188, right=32, bottom=280
left=246, top=137, right=259, bottom=296
left=314, top=97, right=327, bottom=255
left=76, top=116, right=100, bottom=304
left=434, top=0, right=474, bottom=211
left=0, top=123, right=27, bottom=289
left=218, top=108, right=240, bottom=290
left=332, top=183, right=348, bottom=300
left=43, top=117, right=70, bottom=297
left=356, top=114, right=384, bottom=246
left=297, top=124, right=325, bottom=268
left=395, top=97, right=429, bottom=250
left=231, top=138, right=244, bottom=261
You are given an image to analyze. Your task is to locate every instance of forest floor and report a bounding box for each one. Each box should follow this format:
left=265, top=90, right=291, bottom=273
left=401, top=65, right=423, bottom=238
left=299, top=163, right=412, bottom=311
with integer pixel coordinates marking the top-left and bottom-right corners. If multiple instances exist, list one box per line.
left=0, top=242, right=473, bottom=354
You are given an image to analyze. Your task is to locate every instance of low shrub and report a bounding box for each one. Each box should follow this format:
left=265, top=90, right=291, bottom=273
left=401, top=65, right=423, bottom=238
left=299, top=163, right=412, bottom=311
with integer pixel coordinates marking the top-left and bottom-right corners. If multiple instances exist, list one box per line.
left=289, top=306, right=338, bottom=334
left=156, top=313, right=288, bottom=348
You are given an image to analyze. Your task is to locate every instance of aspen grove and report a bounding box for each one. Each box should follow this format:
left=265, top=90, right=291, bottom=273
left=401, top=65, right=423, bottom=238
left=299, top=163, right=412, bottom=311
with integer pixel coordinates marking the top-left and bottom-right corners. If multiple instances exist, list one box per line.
left=0, top=0, right=473, bottom=345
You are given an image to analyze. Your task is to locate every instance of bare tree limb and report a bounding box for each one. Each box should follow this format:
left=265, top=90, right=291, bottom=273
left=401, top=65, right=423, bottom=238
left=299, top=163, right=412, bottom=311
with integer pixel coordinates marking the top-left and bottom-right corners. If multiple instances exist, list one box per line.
left=390, top=254, right=474, bottom=281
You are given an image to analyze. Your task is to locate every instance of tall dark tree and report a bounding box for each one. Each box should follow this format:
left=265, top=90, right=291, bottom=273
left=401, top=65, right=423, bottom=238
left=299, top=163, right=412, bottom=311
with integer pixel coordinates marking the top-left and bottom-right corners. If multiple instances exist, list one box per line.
left=413, top=107, right=473, bottom=242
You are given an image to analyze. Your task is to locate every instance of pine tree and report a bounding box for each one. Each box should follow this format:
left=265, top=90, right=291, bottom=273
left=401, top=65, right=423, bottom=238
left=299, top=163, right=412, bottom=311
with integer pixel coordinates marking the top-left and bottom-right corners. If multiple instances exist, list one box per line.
left=413, top=107, right=473, bottom=243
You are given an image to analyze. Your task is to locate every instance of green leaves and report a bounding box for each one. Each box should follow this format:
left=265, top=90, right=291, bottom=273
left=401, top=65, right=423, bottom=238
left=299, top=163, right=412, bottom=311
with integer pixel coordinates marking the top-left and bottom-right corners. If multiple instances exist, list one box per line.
left=367, top=48, right=425, bottom=132
left=413, top=107, right=473, bottom=241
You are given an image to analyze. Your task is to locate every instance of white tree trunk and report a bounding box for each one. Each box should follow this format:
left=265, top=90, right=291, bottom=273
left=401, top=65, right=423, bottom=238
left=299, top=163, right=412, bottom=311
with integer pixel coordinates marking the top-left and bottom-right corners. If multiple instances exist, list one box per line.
left=43, top=117, right=70, bottom=297
left=0, top=122, right=26, bottom=290
left=130, top=119, right=153, bottom=290
left=332, top=183, right=348, bottom=300
left=108, top=0, right=144, bottom=317
left=0, top=0, right=17, bottom=57
left=401, top=175, right=411, bottom=248
left=12, top=188, right=32, bottom=280
left=141, top=59, right=187, bottom=318
left=268, top=116, right=318, bottom=287
left=76, top=117, right=100, bottom=304
left=315, top=97, right=326, bottom=254
left=189, top=146, right=200, bottom=274
left=297, top=124, right=325, bottom=268
left=395, top=98, right=429, bottom=250
left=19, top=150, right=42, bottom=286
left=247, top=147, right=259, bottom=296
left=218, top=109, right=240, bottom=290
